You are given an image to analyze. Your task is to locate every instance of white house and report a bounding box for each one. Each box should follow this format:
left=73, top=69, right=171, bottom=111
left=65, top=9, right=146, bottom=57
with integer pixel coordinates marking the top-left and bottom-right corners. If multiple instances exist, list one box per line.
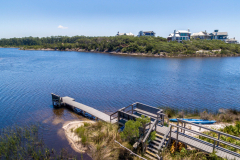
left=191, top=31, right=211, bottom=40
left=138, top=31, right=155, bottom=37
left=225, top=38, right=238, bottom=44
left=116, top=32, right=134, bottom=36
left=167, top=29, right=191, bottom=42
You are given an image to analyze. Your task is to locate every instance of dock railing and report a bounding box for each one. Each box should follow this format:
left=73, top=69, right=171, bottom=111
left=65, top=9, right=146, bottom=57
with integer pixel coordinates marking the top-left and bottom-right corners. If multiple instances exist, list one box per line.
left=171, top=119, right=240, bottom=155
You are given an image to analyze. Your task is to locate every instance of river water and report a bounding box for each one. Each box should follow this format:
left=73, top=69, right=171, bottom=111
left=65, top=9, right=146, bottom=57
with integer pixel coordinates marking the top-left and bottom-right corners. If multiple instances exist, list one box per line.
left=0, top=48, right=240, bottom=157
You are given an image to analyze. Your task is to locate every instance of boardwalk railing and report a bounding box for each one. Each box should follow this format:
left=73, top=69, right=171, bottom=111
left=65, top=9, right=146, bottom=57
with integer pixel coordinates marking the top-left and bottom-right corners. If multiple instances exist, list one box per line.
left=142, top=119, right=158, bottom=154
left=177, top=119, right=240, bottom=150
left=169, top=119, right=240, bottom=157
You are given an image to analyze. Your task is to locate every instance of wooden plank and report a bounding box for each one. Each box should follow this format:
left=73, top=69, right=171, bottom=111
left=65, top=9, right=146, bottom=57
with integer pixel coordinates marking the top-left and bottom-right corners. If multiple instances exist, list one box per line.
left=61, top=96, right=117, bottom=123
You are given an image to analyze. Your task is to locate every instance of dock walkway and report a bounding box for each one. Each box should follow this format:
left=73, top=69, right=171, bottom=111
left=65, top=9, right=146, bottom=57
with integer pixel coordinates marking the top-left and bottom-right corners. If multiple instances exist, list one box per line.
left=51, top=94, right=116, bottom=123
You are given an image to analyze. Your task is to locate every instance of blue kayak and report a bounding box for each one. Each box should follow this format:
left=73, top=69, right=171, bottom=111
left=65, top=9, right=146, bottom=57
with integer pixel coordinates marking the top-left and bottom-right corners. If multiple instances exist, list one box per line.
left=170, top=118, right=216, bottom=124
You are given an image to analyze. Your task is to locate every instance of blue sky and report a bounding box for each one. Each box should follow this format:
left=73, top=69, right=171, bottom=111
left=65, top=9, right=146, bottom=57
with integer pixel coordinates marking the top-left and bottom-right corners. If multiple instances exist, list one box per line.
left=1, top=0, right=240, bottom=40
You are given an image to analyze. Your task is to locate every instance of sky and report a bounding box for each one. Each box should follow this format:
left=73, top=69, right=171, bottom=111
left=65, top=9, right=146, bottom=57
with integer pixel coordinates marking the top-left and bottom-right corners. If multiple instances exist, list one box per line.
left=1, top=0, right=240, bottom=40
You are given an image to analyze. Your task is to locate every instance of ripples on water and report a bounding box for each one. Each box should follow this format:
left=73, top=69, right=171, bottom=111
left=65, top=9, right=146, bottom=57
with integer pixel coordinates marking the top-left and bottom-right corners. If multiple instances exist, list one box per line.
left=0, top=48, right=240, bottom=157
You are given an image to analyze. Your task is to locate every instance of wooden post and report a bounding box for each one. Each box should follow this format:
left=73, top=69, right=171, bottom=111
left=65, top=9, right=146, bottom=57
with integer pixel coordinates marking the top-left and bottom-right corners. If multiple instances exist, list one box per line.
left=183, top=122, right=186, bottom=134
left=213, top=140, right=216, bottom=152
left=217, top=133, right=220, bottom=146
left=176, top=121, right=179, bottom=148
left=117, top=111, right=120, bottom=123
left=169, top=125, right=172, bottom=146
left=132, top=105, right=133, bottom=114
left=155, top=116, right=158, bottom=130
left=162, top=116, right=165, bottom=126
left=181, top=122, right=183, bottom=132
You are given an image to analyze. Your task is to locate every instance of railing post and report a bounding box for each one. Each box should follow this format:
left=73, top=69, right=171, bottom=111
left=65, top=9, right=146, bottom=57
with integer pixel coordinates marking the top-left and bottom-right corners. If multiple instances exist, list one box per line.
left=132, top=105, right=133, bottom=114
left=183, top=122, right=186, bottom=134
left=217, top=133, right=220, bottom=146
left=162, top=115, right=165, bottom=126
left=169, top=125, right=172, bottom=146
left=155, top=118, right=157, bottom=131
left=213, top=140, right=216, bottom=153
left=176, top=121, right=179, bottom=148
left=117, top=111, right=120, bottom=123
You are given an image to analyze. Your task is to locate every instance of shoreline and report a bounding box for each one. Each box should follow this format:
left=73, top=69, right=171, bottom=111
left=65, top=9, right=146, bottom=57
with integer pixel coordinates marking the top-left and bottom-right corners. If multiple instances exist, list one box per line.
left=16, top=48, right=240, bottom=58
left=62, top=120, right=95, bottom=153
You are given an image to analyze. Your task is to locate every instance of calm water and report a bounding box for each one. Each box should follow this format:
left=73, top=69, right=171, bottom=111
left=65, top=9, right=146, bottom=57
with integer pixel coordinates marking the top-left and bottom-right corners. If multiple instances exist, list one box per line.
left=0, top=48, right=240, bottom=156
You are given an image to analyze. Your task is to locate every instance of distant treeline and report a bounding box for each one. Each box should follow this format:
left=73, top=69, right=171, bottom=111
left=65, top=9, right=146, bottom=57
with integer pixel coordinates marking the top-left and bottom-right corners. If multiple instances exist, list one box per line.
left=0, top=36, right=240, bottom=55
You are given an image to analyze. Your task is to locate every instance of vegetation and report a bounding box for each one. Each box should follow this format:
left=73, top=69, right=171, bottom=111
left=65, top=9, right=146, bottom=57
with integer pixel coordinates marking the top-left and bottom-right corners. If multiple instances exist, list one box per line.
left=120, top=115, right=152, bottom=142
left=74, top=121, right=141, bottom=160
left=160, top=106, right=240, bottom=123
left=0, top=36, right=239, bottom=56
left=199, top=121, right=240, bottom=153
left=161, top=144, right=223, bottom=160
left=0, top=125, right=76, bottom=160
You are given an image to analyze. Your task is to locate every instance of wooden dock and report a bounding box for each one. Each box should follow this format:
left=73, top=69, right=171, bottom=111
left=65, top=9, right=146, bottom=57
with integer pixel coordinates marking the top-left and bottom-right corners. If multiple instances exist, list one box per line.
left=51, top=93, right=240, bottom=160
left=51, top=93, right=117, bottom=123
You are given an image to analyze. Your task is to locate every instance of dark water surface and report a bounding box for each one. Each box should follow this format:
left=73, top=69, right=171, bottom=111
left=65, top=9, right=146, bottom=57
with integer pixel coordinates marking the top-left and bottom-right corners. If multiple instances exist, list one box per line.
left=0, top=48, right=240, bottom=156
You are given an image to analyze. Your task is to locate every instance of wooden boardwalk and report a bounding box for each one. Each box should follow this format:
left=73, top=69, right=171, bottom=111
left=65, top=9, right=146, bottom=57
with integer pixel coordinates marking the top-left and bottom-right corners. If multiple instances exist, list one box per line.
left=156, top=126, right=240, bottom=160
left=52, top=94, right=116, bottom=123
left=51, top=95, right=240, bottom=160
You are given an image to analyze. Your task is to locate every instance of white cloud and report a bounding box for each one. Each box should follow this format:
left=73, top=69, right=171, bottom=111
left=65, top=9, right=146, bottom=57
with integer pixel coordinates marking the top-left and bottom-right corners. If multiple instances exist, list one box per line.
left=58, top=25, right=68, bottom=29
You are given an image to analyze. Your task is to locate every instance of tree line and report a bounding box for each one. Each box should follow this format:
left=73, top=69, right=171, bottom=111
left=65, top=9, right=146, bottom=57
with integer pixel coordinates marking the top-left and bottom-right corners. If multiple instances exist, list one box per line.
left=0, top=35, right=239, bottom=55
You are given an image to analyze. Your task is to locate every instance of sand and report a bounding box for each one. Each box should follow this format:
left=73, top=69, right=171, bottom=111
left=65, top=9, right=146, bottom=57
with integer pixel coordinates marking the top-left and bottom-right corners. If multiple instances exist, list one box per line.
left=62, top=120, right=95, bottom=153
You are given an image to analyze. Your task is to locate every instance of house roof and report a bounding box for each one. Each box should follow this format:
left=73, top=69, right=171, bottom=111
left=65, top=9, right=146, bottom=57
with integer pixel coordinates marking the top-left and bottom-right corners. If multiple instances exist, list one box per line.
left=118, top=32, right=134, bottom=36
left=211, top=32, right=228, bottom=36
left=143, top=31, right=155, bottom=33
left=191, top=31, right=211, bottom=36
left=225, top=38, right=237, bottom=42
left=168, top=33, right=180, bottom=37
left=177, top=30, right=191, bottom=33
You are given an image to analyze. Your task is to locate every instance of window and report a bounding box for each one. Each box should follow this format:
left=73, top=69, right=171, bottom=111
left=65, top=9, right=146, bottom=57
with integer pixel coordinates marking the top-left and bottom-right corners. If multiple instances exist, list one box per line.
left=180, top=37, right=182, bottom=40
left=183, top=37, right=185, bottom=40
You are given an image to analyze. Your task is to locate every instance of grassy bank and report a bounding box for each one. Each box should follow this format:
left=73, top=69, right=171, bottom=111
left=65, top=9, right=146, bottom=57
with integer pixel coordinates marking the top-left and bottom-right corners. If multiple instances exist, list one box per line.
left=0, top=125, right=76, bottom=160
left=0, top=36, right=240, bottom=57
left=72, top=121, right=139, bottom=160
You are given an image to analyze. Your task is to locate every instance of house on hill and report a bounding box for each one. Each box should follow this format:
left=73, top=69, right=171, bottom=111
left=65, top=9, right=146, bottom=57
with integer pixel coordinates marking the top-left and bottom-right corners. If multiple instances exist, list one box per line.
left=138, top=31, right=155, bottom=37
left=191, top=31, right=211, bottom=40
left=225, top=37, right=238, bottom=44
left=116, top=32, right=134, bottom=36
left=209, top=30, right=228, bottom=41
left=167, top=29, right=191, bottom=42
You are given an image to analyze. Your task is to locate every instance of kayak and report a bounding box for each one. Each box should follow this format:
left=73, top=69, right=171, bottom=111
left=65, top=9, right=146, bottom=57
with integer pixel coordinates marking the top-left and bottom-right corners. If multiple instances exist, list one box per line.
left=169, top=118, right=216, bottom=124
